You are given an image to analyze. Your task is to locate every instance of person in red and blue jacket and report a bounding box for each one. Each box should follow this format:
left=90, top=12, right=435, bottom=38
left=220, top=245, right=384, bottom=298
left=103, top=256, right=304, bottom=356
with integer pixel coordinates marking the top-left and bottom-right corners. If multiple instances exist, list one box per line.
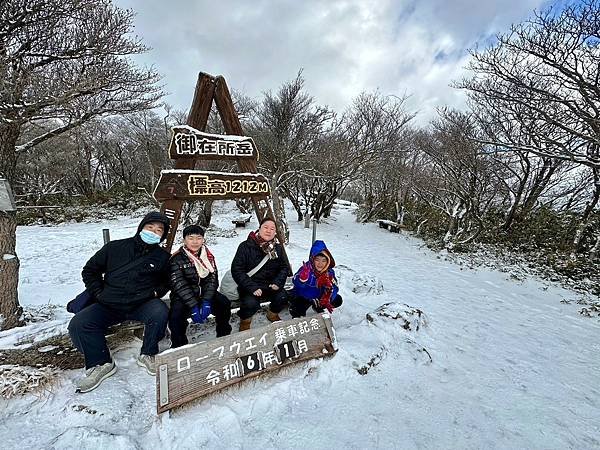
left=289, top=240, right=342, bottom=317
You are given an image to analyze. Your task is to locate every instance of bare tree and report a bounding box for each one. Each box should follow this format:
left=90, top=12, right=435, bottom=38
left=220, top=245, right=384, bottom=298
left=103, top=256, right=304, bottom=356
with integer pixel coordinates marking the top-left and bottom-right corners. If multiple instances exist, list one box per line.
left=458, top=0, right=600, bottom=254
left=250, top=71, right=334, bottom=238
left=459, top=0, right=600, bottom=168
left=411, top=110, right=500, bottom=248
left=0, top=0, right=164, bottom=329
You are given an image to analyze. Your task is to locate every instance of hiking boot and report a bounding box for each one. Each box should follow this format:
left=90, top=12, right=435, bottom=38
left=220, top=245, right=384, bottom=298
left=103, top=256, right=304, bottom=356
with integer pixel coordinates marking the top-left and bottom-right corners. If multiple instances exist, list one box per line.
left=239, top=318, right=252, bottom=331
left=137, top=354, right=156, bottom=376
left=75, top=361, right=117, bottom=393
left=266, top=310, right=281, bottom=322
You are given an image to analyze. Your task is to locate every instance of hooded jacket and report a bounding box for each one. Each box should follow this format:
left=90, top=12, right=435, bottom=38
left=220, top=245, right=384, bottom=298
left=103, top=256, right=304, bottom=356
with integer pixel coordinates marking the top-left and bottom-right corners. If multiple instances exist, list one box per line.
left=292, top=240, right=339, bottom=301
left=81, top=212, right=171, bottom=311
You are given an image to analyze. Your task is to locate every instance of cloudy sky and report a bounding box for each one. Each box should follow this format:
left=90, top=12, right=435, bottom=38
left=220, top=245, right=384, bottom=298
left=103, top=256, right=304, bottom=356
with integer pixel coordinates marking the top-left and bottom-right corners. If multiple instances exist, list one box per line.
left=115, top=0, right=554, bottom=124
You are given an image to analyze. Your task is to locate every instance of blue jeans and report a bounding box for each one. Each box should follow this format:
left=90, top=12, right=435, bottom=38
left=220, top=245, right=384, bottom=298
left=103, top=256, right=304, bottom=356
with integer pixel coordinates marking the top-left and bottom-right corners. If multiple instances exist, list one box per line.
left=68, top=298, right=168, bottom=369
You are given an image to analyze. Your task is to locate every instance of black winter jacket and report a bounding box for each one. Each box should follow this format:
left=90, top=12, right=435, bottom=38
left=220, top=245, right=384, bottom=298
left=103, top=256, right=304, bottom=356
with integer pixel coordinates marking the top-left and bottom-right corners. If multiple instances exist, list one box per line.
left=230, top=236, right=288, bottom=294
left=169, top=247, right=219, bottom=308
left=81, top=213, right=171, bottom=311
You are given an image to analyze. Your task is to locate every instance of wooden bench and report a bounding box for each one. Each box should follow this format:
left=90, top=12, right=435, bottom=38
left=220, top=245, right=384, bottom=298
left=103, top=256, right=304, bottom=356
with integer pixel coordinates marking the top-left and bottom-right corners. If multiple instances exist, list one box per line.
left=232, top=215, right=252, bottom=228
left=377, top=219, right=404, bottom=233
left=108, top=320, right=145, bottom=339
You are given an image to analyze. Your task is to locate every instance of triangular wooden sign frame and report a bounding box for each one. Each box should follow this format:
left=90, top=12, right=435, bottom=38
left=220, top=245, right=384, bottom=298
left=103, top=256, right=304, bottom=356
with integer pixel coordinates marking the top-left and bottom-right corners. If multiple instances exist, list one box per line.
left=156, top=72, right=291, bottom=271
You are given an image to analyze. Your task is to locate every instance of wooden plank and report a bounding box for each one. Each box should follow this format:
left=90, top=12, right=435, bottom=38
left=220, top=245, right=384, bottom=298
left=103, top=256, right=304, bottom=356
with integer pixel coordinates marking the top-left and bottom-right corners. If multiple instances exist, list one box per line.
left=154, top=170, right=270, bottom=202
left=168, top=126, right=258, bottom=161
left=155, top=314, right=337, bottom=414
left=160, top=72, right=216, bottom=251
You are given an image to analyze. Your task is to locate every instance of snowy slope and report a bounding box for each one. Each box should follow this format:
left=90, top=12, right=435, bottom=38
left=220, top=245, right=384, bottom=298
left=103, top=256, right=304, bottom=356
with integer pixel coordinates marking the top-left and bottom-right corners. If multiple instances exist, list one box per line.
left=1, top=201, right=599, bottom=449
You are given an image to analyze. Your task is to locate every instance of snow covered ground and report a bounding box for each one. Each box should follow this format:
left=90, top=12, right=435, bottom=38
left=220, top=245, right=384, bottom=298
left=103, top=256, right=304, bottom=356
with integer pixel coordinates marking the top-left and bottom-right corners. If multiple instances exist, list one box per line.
left=1, top=201, right=599, bottom=449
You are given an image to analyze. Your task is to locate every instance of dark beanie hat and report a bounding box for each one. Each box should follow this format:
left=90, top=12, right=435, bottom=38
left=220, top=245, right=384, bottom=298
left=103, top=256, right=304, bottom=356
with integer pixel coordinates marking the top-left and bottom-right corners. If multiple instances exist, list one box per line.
left=183, top=224, right=205, bottom=238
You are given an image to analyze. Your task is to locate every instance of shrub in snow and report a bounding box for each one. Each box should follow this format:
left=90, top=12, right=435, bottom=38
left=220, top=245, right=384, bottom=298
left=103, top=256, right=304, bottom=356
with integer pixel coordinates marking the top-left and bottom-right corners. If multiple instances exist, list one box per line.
left=366, top=302, right=427, bottom=332
left=0, top=365, right=58, bottom=399
left=351, top=273, right=384, bottom=295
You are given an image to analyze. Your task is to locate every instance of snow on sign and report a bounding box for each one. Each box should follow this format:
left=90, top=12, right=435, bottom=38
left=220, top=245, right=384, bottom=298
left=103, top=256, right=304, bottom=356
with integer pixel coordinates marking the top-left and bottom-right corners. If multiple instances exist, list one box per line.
left=0, top=178, right=16, bottom=212
left=153, top=170, right=270, bottom=202
left=155, top=314, right=337, bottom=414
left=168, top=125, right=258, bottom=160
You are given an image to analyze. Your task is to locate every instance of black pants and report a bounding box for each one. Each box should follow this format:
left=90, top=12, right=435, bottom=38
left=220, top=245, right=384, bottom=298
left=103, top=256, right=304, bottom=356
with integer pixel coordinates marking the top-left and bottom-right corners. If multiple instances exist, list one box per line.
left=238, top=288, right=289, bottom=320
left=289, top=293, right=343, bottom=318
left=169, top=292, right=232, bottom=348
left=68, top=298, right=169, bottom=369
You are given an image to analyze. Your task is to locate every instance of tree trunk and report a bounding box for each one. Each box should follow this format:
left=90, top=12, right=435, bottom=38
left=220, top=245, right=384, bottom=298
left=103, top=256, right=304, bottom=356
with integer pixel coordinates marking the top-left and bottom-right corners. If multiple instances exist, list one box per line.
left=235, top=198, right=252, bottom=214
left=196, top=200, right=214, bottom=228
left=0, top=123, right=24, bottom=330
left=571, top=168, right=600, bottom=254
left=0, top=212, right=23, bottom=329
left=502, top=158, right=530, bottom=231
left=589, top=231, right=600, bottom=261
left=287, top=196, right=303, bottom=222
left=271, top=173, right=289, bottom=243
left=520, top=158, right=558, bottom=219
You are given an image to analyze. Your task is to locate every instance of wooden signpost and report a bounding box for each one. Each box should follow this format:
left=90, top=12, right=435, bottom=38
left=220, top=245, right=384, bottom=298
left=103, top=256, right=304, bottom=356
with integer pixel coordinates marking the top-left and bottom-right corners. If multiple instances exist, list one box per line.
left=152, top=72, right=321, bottom=414
left=156, top=72, right=285, bottom=255
left=168, top=126, right=258, bottom=161
left=155, top=314, right=337, bottom=414
left=154, top=170, right=270, bottom=202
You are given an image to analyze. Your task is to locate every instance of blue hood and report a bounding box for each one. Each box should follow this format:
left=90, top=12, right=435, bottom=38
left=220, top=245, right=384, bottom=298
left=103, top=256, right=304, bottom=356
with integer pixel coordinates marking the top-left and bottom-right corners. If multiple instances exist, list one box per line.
left=309, top=240, right=335, bottom=270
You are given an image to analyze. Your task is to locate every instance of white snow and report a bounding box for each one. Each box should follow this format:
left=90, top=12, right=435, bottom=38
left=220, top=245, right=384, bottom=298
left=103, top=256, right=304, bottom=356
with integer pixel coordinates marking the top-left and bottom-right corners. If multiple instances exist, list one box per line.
left=2, top=254, right=16, bottom=261
left=173, top=125, right=252, bottom=142
left=1, top=201, right=599, bottom=449
left=160, top=169, right=266, bottom=177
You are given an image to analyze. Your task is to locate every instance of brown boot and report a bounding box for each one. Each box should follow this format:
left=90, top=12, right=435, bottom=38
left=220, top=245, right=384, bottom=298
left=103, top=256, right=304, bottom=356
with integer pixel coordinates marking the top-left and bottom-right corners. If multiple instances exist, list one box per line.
left=239, top=318, right=252, bottom=331
left=266, top=309, right=281, bottom=322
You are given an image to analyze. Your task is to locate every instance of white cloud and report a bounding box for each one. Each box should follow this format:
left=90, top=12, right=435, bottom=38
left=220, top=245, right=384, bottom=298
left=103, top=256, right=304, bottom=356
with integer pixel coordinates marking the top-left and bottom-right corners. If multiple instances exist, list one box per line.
left=115, top=0, right=551, bottom=124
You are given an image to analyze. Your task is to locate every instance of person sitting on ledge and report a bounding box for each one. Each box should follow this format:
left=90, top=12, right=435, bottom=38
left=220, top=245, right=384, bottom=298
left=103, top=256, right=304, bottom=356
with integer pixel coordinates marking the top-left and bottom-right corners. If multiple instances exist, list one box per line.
left=68, top=211, right=171, bottom=393
left=168, top=224, right=232, bottom=347
left=230, top=217, right=289, bottom=331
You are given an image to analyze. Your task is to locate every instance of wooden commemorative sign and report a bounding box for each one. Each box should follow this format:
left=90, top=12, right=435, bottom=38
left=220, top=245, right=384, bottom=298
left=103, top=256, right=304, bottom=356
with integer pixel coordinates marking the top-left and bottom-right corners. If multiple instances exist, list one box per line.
left=154, top=170, right=270, bottom=202
left=169, top=126, right=258, bottom=161
left=155, top=314, right=337, bottom=413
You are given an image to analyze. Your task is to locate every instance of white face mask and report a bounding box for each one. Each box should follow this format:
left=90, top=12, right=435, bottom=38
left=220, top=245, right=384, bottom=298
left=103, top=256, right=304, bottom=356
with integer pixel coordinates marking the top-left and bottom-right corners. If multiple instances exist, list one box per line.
left=139, top=229, right=161, bottom=245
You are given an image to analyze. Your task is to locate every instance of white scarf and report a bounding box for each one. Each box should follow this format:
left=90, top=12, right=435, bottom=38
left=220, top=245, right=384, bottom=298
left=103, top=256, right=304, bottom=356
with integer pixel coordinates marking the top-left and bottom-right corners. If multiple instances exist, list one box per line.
left=183, top=246, right=215, bottom=279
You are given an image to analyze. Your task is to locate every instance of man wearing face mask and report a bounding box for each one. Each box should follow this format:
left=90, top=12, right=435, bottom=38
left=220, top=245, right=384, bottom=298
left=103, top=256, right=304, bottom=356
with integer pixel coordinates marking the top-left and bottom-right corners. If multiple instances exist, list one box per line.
left=68, top=211, right=171, bottom=393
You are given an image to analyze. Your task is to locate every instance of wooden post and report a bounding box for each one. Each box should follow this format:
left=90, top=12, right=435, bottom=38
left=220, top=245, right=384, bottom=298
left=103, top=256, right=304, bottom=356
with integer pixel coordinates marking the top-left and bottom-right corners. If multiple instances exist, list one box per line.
left=160, top=73, right=215, bottom=251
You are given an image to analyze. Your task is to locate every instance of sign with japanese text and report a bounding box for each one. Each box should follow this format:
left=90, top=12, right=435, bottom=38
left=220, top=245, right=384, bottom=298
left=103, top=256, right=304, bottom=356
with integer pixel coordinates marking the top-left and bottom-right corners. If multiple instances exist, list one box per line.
left=153, top=170, right=270, bottom=202
left=168, top=125, right=258, bottom=160
left=0, top=178, right=16, bottom=212
left=155, top=314, right=337, bottom=413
